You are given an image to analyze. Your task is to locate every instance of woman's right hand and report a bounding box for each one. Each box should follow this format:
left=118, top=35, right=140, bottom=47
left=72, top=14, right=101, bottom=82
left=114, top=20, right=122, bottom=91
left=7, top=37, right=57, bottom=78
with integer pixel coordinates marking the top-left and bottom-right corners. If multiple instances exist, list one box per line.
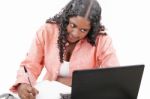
left=17, top=83, right=39, bottom=99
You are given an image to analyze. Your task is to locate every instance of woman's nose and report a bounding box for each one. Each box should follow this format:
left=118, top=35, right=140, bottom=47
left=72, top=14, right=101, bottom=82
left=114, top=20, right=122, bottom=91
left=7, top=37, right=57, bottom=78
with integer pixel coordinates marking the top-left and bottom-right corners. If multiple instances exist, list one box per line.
left=72, top=29, right=79, bottom=38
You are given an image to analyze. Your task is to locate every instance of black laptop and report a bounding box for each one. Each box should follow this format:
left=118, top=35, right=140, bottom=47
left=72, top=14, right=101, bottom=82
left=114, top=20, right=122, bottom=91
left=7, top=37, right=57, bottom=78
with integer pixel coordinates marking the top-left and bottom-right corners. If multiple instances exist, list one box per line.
left=71, top=64, right=144, bottom=99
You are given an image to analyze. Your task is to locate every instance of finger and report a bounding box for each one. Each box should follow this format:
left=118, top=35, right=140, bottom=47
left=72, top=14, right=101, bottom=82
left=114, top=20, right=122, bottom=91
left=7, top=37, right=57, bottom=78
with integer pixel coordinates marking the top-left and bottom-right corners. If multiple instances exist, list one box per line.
left=33, top=87, right=39, bottom=95
left=29, top=92, right=36, bottom=99
left=18, top=88, right=29, bottom=99
left=22, top=91, right=35, bottom=99
left=18, top=83, right=32, bottom=99
left=27, top=86, right=39, bottom=96
left=20, top=91, right=30, bottom=99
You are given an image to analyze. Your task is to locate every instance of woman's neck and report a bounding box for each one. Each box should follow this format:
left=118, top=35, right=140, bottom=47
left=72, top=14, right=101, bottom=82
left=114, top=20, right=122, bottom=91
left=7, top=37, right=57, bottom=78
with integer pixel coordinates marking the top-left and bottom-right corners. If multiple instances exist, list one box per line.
left=64, top=41, right=77, bottom=61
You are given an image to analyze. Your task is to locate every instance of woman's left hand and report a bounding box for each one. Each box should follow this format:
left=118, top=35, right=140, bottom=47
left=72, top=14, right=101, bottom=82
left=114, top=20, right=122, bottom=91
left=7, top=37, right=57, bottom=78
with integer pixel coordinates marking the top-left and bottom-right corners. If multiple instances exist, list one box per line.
left=56, top=77, right=72, bottom=86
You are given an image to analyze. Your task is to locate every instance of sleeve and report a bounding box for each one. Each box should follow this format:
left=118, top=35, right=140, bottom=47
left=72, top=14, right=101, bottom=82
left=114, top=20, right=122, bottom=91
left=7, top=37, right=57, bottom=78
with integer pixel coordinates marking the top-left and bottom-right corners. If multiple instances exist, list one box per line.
left=96, top=35, right=120, bottom=68
left=10, top=25, right=46, bottom=93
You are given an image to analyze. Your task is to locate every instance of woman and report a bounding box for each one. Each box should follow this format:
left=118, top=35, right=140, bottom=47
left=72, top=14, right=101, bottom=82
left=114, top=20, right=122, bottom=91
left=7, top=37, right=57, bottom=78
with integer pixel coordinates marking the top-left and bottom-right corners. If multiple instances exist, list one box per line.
left=10, top=0, right=119, bottom=99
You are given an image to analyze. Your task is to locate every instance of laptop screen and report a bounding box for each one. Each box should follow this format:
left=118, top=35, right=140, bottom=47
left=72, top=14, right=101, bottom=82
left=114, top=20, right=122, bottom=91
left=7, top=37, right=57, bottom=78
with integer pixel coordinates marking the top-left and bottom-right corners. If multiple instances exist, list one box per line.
left=71, top=64, right=144, bottom=99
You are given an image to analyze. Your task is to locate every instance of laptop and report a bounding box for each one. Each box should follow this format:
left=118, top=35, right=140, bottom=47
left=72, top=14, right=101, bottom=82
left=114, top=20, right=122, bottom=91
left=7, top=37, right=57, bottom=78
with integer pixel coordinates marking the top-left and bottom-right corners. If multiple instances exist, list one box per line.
left=71, top=64, right=144, bottom=99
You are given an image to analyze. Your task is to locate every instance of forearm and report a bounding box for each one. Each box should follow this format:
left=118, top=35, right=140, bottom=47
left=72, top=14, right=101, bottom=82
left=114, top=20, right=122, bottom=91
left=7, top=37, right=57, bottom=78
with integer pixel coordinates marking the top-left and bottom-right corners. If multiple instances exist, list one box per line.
left=56, top=76, right=72, bottom=86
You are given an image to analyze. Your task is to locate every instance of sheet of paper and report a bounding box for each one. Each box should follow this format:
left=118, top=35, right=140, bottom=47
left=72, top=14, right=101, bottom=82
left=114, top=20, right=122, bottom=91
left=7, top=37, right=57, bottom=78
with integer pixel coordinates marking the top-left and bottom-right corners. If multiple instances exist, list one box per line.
left=35, top=80, right=71, bottom=99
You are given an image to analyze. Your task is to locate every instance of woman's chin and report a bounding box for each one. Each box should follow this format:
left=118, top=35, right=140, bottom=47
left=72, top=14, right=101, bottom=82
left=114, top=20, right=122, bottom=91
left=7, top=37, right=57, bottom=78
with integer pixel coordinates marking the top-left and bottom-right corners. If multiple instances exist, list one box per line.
left=68, top=39, right=79, bottom=44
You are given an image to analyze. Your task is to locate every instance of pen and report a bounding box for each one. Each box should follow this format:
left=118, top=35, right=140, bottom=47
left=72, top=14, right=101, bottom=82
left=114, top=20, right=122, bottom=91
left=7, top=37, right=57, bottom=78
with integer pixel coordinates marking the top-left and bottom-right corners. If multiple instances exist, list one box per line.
left=23, top=65, right=32, bottom=87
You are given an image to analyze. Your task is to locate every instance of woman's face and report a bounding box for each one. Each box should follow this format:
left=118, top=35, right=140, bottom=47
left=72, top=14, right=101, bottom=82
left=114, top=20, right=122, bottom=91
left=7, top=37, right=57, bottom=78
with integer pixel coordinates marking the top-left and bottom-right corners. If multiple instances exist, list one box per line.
left=66, top=16, right=91, bottom=43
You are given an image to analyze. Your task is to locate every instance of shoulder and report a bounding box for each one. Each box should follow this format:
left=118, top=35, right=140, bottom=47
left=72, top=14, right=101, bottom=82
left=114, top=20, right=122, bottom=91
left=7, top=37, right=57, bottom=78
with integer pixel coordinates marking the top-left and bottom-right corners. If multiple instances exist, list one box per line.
left=36, top=23, right=59, bottom=38
left=96, top=34, right=112, bottom=45
left=37, top=23, right=59, bottom=34
left=95, top=34, right=114, bottom=51
left=34, top=23, right=59, bottom=44
left=96, top=30, right=111, bottom=42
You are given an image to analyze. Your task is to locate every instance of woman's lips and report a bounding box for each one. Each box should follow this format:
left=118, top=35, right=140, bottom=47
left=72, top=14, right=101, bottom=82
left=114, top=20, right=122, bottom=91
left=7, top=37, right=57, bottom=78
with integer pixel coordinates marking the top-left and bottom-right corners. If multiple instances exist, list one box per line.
left=68, top=34, right=78, bottom=42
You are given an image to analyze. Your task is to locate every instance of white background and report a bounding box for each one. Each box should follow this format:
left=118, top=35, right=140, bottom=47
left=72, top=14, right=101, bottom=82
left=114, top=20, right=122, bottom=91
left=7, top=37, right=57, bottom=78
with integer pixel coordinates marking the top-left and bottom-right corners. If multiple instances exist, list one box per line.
left=0, top=0, right=149, bottom=99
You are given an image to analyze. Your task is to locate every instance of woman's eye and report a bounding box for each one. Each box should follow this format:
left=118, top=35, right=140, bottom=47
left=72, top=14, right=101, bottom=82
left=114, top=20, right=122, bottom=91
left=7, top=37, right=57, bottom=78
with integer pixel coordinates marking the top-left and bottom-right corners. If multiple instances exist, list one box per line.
left=70, top=23, right=75, bottom=28
left=80, top=29, right=87, bottom=33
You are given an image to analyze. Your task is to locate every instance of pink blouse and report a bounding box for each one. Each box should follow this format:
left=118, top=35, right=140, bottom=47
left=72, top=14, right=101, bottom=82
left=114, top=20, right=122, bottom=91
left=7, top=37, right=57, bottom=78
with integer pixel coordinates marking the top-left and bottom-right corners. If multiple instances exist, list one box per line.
left=10, top=23, right=119, bottom=92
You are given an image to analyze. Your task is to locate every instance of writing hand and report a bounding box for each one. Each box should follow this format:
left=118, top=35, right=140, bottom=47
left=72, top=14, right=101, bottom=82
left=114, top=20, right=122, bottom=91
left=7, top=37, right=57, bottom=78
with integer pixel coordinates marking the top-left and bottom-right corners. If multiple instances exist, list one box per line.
left=18, top=83, right=39, bottom=99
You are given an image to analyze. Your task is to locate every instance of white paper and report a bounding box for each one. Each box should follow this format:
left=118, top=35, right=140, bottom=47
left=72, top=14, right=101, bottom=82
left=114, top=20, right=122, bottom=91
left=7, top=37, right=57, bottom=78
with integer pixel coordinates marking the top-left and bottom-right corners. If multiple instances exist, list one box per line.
left=35, top=80, right=71, bottom=99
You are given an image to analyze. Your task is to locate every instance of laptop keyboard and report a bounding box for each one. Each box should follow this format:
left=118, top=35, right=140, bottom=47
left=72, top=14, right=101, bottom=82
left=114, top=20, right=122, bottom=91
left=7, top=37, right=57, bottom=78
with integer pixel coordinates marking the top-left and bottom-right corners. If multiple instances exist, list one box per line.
left=60, top=93, right=71, bottom=99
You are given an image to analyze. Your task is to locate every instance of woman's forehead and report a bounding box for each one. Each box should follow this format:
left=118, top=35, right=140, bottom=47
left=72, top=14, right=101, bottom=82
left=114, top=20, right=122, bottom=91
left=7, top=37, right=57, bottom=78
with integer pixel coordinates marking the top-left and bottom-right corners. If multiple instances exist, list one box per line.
left=69, top=16, right=91, bottom=28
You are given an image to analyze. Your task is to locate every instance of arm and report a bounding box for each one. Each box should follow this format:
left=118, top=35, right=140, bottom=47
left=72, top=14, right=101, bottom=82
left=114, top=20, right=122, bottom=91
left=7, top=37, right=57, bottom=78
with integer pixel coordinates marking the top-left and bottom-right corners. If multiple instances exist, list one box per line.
left=10, top=25, right=45, bottom=93
left=56, top=77, right=72, bottom=87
